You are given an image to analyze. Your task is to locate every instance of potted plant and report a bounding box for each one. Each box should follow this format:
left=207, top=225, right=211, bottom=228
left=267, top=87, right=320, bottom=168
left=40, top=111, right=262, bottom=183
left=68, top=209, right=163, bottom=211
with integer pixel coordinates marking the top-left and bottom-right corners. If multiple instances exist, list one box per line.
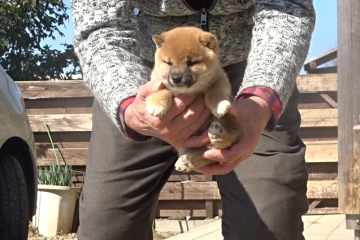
left=32, top=122, right=81, bottom=237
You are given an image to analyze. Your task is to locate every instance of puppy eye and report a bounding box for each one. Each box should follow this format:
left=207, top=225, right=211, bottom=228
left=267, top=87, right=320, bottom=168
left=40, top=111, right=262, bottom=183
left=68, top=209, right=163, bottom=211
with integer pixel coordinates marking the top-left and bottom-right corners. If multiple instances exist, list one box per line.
left=163, top=60, right=172, bottom=66
left=187, top=60, right=198, bottom=67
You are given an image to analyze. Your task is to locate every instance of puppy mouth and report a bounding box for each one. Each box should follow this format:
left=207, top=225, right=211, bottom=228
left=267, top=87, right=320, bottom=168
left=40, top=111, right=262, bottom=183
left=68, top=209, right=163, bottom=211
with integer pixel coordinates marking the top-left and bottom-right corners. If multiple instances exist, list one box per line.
left=167, top=74, right=196, bottom=88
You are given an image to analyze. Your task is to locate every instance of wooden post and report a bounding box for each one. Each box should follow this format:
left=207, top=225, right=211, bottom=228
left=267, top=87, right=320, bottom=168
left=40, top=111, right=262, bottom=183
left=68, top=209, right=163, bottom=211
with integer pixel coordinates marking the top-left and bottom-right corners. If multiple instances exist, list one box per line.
left=205, top=175, right=214, bottom=219
left=338, top=0, right=360, bottom=236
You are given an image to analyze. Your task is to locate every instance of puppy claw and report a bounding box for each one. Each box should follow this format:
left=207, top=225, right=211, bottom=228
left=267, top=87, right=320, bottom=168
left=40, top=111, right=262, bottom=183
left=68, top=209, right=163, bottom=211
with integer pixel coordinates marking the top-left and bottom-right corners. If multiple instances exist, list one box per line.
left=213, top=100, right=231, bottom=118
left=146, top=105, right=167, bottom=117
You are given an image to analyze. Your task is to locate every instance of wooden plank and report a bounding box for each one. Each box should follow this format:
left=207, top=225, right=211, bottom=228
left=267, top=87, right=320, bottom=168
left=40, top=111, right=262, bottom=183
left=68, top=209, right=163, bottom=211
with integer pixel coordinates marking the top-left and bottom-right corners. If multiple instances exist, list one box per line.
left=34, top=132, right=91, bottom=149
left=27, top=109, right=337, bottom=132
left=25, top=97, right=93, bottom=114
left=156, top=200, right=222, bottom=218
left=304, top=140, right=338, bottom=163
left=29, top=114, right=92, bottom=132
left=306, top=66, right=337, bottom=74
left=299, top=92, right=338, bottom=109
left=307, top=162, right=338, bottom=181
left=304, top=48, right=337, bottom=71
left=168, top=172, right=207, bottom=182
left=16, top=81, right=93, bottom=99
left=296, top=73, right=337, bottom=92
left=16, top=73, right=337, bottom=101
left=298, top=127, right=338, bottom=141
left=35, top=142, right=339, bottom=169
left=156, top=200, right=338, bottom=217
left=159, top=182, right=220, bottom=200
left=307, top=180, right=338, bottom=199
left=36, top=148, right=88, bottom=166
left=158, top=180, right=338, bottom=200
left=337, top=0, right=360, bottom=214
left=299, top=109, right=338, bottom=127
left=306, top=207, right=339, bottom=214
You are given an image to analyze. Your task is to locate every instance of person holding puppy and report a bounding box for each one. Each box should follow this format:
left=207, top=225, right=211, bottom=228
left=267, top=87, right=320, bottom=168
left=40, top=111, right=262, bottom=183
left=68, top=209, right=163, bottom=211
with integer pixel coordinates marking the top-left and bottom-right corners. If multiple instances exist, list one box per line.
left=71, top=0, right=315, bottom=240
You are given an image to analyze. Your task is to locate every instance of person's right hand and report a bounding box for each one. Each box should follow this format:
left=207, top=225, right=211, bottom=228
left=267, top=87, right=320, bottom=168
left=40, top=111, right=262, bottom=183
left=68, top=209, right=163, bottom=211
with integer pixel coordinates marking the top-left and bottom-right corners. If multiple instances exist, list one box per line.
left=124, top=80, right=211, bottom=148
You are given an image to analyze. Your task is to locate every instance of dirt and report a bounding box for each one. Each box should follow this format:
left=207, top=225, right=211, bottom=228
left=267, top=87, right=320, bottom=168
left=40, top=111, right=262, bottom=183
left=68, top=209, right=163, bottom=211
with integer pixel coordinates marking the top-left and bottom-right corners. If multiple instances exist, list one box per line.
left=28, top=222, right=179, bottom=240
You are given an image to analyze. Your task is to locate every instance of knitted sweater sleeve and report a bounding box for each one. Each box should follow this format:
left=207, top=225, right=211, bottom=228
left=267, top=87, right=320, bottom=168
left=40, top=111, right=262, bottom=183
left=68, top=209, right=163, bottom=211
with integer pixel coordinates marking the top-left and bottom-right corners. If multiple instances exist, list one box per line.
left=239, top=0, right=315, bottom=115
left=71, top=0, right=148, bottom=133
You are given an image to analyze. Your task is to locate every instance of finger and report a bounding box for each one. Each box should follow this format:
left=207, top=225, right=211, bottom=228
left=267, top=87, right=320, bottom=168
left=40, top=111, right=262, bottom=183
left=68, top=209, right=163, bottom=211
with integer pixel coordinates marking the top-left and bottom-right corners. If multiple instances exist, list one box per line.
left=138, top=81, right=164, bottom=99
left=183, top=128, right=210, bottom=148
left=173, top=95, right=210, bottom=126
left=202, top=131, right=257, bottom=161
left=176, top=102, right=211, bottom=143
left=196, top=162, right=234, bottom=175
left=202, top=148, right=232, bottom=162
left=166, top=93, right=198, bottom=117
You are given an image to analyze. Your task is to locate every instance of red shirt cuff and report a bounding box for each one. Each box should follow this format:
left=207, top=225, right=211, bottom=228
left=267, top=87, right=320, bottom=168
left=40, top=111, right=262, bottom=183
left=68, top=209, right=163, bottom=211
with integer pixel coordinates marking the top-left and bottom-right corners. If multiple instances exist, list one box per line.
left=236, top=86, right=281, bottom=132
left=119, top=96, right=151, bottom=141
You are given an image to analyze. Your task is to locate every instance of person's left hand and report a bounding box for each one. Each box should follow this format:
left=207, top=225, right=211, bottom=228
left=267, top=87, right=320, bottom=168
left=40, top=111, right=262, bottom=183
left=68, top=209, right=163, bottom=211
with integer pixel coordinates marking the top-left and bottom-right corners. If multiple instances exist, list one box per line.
left=196, top=96, right=273, bottom=175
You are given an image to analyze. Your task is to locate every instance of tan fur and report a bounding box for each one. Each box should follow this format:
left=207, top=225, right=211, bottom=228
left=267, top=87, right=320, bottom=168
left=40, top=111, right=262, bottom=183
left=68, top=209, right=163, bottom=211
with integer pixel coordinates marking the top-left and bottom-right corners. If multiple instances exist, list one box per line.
left=146, top=27, right=242, bottom=172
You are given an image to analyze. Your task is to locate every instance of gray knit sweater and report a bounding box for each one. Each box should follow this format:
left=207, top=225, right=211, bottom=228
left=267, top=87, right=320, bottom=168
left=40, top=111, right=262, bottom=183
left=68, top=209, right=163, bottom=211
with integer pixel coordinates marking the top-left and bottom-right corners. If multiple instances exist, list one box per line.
left=71, top=0, right=315, bottom=133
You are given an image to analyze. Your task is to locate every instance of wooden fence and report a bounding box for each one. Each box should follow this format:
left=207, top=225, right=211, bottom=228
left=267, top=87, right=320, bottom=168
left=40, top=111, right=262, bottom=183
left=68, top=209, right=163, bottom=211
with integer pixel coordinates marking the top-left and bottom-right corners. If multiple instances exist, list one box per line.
left=16, top=72, right=338, bottom=218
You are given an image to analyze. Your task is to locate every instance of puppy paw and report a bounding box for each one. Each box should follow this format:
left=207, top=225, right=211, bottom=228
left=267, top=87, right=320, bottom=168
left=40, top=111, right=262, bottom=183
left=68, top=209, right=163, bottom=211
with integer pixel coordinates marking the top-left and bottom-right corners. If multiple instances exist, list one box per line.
left=175, top=155, right=193, bottom=172
left=146, top=105, right=167, bottom=117
left=208, top=121, right=225, bottom=142
left=212, top=100, right=231, bottom=118
left=208, top=121, right=232, bottom=149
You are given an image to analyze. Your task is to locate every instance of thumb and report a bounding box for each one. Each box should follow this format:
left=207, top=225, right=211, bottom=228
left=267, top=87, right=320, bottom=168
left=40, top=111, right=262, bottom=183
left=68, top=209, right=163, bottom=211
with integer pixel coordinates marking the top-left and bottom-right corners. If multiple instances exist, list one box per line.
left=153, top=81, right=164, bottom=91
left=139, top=80, right=164, bottom=97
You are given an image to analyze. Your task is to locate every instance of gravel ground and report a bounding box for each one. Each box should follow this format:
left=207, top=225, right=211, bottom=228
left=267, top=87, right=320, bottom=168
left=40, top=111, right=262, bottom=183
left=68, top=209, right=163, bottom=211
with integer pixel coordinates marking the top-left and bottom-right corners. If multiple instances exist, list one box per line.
left=28, top=222, right=178, bottom=240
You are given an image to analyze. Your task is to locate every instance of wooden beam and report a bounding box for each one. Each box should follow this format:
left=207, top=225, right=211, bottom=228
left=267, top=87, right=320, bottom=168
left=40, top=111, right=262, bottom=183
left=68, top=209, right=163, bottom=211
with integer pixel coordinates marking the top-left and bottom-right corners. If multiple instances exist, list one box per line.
left=308, top=199, right=322, bottom=209
left=337, top=0, right=360, bottom=214
left=319, top=93, right=338, bottom=108
left=303, top=48, right=337, bottom=71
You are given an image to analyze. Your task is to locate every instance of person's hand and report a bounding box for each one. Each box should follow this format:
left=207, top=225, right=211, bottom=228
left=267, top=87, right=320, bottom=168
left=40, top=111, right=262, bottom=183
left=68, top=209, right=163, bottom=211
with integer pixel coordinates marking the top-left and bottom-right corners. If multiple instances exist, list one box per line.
left=197, top=96, right=273, bottom=175
left=124, top=80, right=211, bottom=148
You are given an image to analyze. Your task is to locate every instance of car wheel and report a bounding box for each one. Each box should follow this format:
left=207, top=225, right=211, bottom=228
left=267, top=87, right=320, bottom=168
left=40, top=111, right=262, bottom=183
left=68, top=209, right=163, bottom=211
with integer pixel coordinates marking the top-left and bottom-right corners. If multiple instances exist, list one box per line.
left=0, top=154, right=29, bottom=240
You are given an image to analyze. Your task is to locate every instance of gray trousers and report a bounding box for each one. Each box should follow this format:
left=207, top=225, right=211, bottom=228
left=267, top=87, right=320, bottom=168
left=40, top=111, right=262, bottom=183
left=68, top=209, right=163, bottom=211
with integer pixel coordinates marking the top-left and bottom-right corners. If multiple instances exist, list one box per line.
left=77, top=61, right=309, bottom=240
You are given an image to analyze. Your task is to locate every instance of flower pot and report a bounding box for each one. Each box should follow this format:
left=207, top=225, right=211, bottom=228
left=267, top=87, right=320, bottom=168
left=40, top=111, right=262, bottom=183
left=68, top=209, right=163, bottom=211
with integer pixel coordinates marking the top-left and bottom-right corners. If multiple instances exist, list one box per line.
left=32, top=185, right=81, bottom=237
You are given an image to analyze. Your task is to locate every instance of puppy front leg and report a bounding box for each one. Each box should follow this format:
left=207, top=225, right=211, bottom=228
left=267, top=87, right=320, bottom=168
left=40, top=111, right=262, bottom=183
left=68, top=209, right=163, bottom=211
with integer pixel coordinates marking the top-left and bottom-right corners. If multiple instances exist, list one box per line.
left=204, top=75, right=232, bottom=118
left=146, top=88, right=173, bottom=117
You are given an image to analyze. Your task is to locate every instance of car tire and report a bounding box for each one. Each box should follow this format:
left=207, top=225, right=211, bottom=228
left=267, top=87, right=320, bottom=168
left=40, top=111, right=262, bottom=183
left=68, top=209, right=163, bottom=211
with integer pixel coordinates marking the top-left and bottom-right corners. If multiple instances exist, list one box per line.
left=0, top=154, right=29, bottom=240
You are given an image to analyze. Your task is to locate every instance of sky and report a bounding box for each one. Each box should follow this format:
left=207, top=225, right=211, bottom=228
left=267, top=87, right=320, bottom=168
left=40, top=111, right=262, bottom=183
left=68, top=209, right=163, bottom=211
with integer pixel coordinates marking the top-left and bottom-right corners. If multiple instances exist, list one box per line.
left=51, top=0, right=337, bottom=70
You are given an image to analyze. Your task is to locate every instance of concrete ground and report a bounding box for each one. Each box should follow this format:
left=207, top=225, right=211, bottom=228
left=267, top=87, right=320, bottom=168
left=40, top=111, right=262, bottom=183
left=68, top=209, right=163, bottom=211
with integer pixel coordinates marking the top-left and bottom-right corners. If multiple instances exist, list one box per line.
left=164, top=214, right=355, bottom=240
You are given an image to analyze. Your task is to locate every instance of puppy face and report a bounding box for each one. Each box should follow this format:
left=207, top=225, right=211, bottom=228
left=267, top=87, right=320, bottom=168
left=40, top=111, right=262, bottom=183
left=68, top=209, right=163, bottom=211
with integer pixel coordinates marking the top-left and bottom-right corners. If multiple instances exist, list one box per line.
left=152, top=27, right=219, bottom=94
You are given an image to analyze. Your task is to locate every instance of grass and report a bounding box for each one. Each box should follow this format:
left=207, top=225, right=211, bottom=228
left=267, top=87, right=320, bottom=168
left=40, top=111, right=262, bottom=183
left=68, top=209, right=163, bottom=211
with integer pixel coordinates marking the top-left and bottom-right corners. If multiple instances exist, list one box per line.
left=37, top=122, right=74, bottom=187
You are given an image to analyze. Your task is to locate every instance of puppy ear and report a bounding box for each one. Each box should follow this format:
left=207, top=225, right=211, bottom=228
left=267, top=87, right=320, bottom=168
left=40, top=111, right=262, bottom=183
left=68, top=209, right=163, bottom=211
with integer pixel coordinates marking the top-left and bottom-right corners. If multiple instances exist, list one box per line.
left=199, top=33, right=218, bottom=50
left=152, top=35, right=164, bottom=48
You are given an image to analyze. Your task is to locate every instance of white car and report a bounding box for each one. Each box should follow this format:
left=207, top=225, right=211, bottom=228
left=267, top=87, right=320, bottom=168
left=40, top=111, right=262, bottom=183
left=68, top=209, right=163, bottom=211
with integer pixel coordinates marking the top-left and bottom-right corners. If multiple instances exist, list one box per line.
left=0, top=65, right=37, bottom=239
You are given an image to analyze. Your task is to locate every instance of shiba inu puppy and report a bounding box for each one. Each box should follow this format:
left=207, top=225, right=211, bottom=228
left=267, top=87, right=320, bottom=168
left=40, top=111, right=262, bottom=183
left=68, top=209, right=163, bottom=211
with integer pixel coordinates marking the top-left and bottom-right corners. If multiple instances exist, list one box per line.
left=146, top=26, right=242, bottom=172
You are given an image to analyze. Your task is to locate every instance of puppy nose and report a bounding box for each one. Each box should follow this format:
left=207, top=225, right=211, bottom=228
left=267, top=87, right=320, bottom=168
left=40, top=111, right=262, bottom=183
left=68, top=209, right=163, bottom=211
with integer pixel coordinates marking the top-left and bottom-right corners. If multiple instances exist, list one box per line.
left=171, top=75, right=183, bottom=84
